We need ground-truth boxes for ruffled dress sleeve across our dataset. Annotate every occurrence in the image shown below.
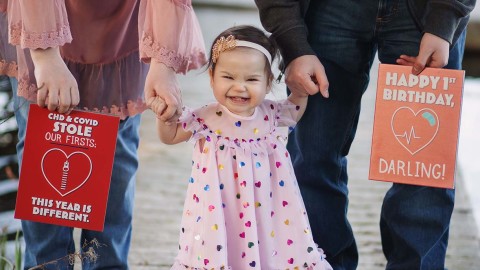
[178,105,208,143]
[273,99,301,131]
[138,0,207,74]
[7,0,72,49]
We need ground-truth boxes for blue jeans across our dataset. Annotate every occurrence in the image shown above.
[11,78,141,270]
[288,0,466,269]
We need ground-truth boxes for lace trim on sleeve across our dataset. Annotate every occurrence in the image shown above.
[141,33,206,74]
[0,60,18,77]
[9,22,72,49]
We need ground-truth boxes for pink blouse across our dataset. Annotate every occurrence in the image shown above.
[0,1,16,77]
[0,0,206,118]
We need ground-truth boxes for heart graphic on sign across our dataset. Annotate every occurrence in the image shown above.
[391,107,439,155]
[41,148,92,197]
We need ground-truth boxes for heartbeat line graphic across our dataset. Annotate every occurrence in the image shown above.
[395,126,421,145]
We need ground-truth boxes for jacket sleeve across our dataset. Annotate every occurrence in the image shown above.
[422,0,476,44]
[254,0,315,68]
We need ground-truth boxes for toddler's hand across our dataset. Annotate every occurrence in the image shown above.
[147,96,180,125]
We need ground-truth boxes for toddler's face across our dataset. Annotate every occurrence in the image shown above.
[210,47,270,117]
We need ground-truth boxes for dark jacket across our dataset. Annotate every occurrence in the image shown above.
[255,0,476,68]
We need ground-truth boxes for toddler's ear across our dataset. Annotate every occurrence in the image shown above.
[266,74,274,93]
[209,67,214,88]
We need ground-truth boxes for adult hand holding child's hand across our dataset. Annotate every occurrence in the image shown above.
[145,61,182,125]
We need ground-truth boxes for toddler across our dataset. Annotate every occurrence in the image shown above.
[151,25,333,270]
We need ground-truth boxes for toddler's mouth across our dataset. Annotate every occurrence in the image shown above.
[228,96,249,103]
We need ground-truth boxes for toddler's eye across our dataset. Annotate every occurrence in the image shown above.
[247,78,259,82]
[222,76,233,80]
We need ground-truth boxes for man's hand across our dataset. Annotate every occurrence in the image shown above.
[31,47,79,113]
[285,55,329,98]
[396,33,450,75]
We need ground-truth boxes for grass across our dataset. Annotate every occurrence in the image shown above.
[28,239,102,270]
[0,227,100,270]
[0,229,21,270]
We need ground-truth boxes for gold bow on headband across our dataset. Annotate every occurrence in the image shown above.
[212,35,237,63]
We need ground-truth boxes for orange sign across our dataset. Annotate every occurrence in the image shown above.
[369,64,464,188]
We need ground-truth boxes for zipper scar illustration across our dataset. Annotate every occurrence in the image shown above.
[61,161,70,190]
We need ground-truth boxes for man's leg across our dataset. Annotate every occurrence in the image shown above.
[11,77,76,270]
[377,1,466,268]
[290,1,379,269]
[81,115,141,270]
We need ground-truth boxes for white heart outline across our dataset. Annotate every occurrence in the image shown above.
[390,107,440,156]
[41,148,93,197]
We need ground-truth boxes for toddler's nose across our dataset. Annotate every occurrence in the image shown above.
[231,81,247,92]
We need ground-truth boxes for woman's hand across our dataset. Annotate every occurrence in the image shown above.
[30,47,79,113]
[144,61,182,125]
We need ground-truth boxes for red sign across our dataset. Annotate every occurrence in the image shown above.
[15,105,119,231]
[369,64,464,189]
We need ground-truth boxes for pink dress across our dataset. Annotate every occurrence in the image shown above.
[172,100,333,270]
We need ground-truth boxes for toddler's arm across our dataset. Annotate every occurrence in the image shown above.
[287,92,308,121]
[151,96,192,144]
[156,118,192,145]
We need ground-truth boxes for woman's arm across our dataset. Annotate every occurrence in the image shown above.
[9,0,77,113]
[139,0,206,124]
[30,47,79,113]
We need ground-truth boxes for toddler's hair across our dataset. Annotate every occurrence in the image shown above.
[207,25,278,84]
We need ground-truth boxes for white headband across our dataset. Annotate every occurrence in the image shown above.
[212,35,272,64]
[236,40,272,64]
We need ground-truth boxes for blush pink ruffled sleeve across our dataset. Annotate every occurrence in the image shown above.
[7,0,72,49]
[139,0,206,74]
[3,0,207,119]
